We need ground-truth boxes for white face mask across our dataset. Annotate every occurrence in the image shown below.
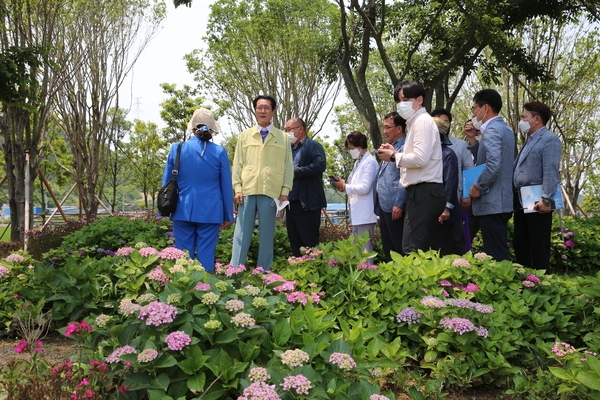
[518,120,531,135]
[396,101,416,120]
[471,106,486,130]
[349,148,360,159]
[287,132,297,144]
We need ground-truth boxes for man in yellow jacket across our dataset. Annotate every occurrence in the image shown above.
[230,95,294,270]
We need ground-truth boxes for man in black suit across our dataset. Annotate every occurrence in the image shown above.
[284,118,327,256]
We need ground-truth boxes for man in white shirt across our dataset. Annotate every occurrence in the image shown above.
[378,80,446,254]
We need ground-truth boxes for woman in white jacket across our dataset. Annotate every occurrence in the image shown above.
[333,131,378,260]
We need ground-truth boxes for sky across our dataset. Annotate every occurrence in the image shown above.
[119,1,211,127]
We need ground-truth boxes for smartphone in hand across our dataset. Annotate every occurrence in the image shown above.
[329,175,339,183]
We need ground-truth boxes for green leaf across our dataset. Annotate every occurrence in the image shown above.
[215,329,239,344]
[154,354,178,369]
[549,366,574,381]
[187,373,206,393]
[273,319,291,346]
[576,371,600,391]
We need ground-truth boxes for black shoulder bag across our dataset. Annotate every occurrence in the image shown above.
[158,142,183,216]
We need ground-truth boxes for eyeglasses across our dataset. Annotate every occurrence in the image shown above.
[383,125,397,130]
[286,125,301,132]
[256,106,272,111]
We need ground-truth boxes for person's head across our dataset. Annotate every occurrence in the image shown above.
[393,80,425,120]
[253,95,276,127]
[284,118,307,145]
[345,131,368,159]
[383,111,406,143]
[188,108,220,141]
[520,101,552,135]
[431,108,452,126]
[471,89,502,126]
[433,117,452,145]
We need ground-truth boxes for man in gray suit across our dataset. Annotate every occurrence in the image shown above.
[513,101,561,270]
[374,111,407,261]
[468,89,515,261]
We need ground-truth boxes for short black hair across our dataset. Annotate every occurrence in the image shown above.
[523,101,552,125]
[431,108,452,124]
[393,80,425,103]
[473,89,502,113]
[252,95,277,110]
[345,131,368,149]
[384,111,407,131]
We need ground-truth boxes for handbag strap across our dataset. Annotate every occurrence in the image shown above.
[171,141,183,181]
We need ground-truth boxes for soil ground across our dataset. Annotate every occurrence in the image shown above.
[0,333,506,399]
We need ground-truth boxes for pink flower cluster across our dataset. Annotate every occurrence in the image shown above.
[196,283,211,291]
[225,299,245,312]
[445,298,494,314]
[287,248,323,264]
[0,265,10,278]
[158,247,187,260]
[281,374,312,395]
[231,312,256,328]
[215,262,246,276]
[525,274,540,284]
[5,253,24,263]
[137,348,158,363]
[65,321,93,337]
[281,349,310,367]
[14,339,42,354]
[357,262,378,270]
[437,280,479,294]
[451,258,471,267]
[147,267,171,286]
[420,296,446,308]
[370,395,389,400]
[119,298,142,314]
[473,252,490,261]
[328,258,340,267]
[552,342,576,357]
[165,331,191,351]
[115,247,135,256]
[329,352,356,370]
[262,272,296,292]
[138,301,178,326]
[106,345,137,363]
[238,382,280,400]
[439,317,488,337]
[139,247,159,257]
[285,291,321,305]
[248,367,270,382]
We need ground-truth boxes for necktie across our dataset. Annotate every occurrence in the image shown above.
[260,128,268,142]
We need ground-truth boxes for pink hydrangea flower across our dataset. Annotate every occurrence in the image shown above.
[195,283,211,291]
[329,352,357,370]
[65,321,93,337]
[165,331,191,351]
[0,266,10,278]
[138,301,178,326]
[158,247,187,260]
[5,253,24,263]
[139,247,159,257]
[238,382,280,400]
[281,349,310,367]
[281,374,312,395]
[115,247,135,256]
[451,258,471,267]
[106,345,137,363]
[147,267,171,286]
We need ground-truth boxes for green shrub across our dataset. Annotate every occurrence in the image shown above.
[550,215,600,274]
[25,219,90,260]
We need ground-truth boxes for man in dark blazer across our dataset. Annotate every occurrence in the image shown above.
[513,101,561,270]
[468,89,515,261]
[284,118,327,257]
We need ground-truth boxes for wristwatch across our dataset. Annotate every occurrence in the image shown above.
[389,153,396,163]
[542,198,552,207]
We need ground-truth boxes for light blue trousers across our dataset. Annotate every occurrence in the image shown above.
[230,195,277,270]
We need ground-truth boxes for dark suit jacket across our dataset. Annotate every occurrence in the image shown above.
[291,138,327,211]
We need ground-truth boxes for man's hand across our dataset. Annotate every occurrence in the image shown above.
[333,178,345,192]
[460,198,471,210]
[377,143,395,162]
[391,206,403,220]
[234,192,244,205]
[278,195,288,205]
[534,200,552,214]
[469,185,481,199]
[438,208,450,224]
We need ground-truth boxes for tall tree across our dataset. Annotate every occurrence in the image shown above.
[104,108,134,213]
[159,83,206,142]
[0,0,64,241]
[127,120,168,210]
[334,0,599,150]
[184,0,341,133]
[52,0,165,219]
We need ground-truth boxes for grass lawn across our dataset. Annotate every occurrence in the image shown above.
[0,225,9,242]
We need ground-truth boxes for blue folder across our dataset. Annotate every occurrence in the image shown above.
[462,163,487,199]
